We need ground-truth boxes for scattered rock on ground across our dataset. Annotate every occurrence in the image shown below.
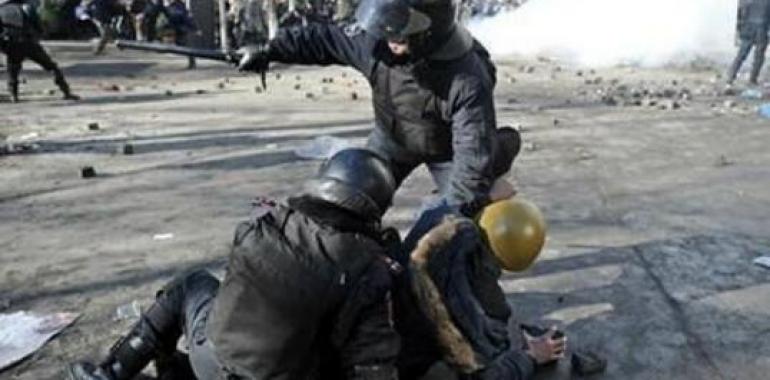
[715,155,735,167]
[81,166,97,178]
[101,84,120,92]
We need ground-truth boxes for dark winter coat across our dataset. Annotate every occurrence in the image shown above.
[737,0,770,40]
[390,202,535,380]
[207,196,400,380]
[267,22,500,216]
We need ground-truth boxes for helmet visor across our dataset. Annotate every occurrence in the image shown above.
[355,0,432,41]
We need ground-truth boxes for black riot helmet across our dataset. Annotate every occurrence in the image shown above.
[355,0,432,42]
[306,148,396,221]
[356,0,471,59]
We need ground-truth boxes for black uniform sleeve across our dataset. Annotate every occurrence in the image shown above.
[268,23,376,74]
[333,260,400,380]
[446,75,497,217]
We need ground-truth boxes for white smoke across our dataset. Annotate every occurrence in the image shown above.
[467,0,739,67]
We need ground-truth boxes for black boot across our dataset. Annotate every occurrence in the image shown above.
[67,270,215,380]
[68,320,164,380]
[54,70,80,101]
[9,81,19,103]
[67,300,182,380]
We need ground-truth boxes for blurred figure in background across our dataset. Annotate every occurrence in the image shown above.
[159,0,197,68]
[81,0,128,54]
[727,0,770,85]
[0,0,79,101]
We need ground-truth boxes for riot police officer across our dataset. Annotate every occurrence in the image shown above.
[238,0,518,217]
[0,0,79,102]
[727,0,770,85]
[67,148,401,380]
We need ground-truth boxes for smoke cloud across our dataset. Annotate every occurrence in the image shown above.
[467,0,739,67]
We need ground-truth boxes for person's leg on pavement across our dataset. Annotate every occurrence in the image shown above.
[6,47,23,102]
[179,271,220,378]
[175,32,196,69]
[749,34,768,85]
[24,42,79,100]
[92,19,109,54]
[68,269,220,380]
[728,39,754,84]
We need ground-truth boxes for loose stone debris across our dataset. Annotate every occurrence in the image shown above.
[81,166,97,178]
[122,143,135,155]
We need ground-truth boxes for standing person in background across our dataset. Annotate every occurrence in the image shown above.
[161,0,197,68]
[231,0,269,47]
[727,0,770,85]
[138,0,163,41]
[83,0,125,54]
[0,0,79,101]
[128,0,147,40]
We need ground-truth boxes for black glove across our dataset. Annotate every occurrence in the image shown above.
[236,44,270,73]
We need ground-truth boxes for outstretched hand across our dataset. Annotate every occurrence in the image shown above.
[523,326,567,365]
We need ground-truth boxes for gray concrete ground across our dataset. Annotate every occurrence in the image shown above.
[1,42,769,379]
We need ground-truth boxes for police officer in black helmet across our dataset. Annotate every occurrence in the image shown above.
[0,0,79,102]
[67,148,402,380]
[239,0,521,217]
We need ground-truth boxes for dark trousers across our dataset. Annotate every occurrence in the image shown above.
[151,269,222,379]
[3,40,69,96]
[367,127,452,192]
[140,0,163,41]
[366,126,521,198]
[92,19,116,54]
[174,32,196,69]
[728,33,769,84]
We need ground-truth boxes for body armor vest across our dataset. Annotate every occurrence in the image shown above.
[371,62,453,161]
[208,204,384,378]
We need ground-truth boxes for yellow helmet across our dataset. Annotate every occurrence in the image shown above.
[476,197,547,272]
